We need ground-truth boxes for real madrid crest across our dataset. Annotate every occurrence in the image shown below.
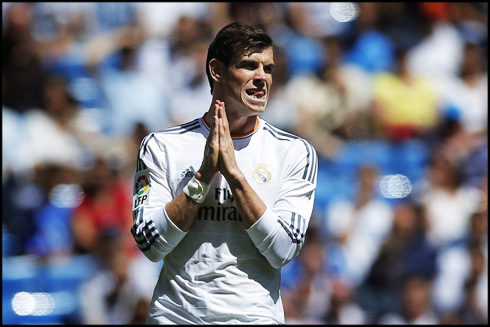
[253,163,271,184]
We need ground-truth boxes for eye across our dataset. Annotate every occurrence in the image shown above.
[264,65,274,74]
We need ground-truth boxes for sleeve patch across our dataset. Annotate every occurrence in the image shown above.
[133,169,150,210]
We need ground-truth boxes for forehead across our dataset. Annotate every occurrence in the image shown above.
[233,47,275,64]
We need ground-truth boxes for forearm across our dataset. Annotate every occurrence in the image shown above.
[164,192,200,232]
[226,171,266,229]
[246,207,304,269]
[165,171,211,231]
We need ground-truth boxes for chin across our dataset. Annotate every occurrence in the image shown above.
[242,97,268,114]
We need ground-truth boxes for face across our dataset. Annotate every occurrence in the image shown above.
[223,47,274,115]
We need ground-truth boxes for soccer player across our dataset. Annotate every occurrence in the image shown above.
[131,22,318,324]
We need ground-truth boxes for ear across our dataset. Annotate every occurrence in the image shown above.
[209,58,223,83]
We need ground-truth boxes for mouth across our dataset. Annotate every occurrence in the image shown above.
[245,88,267,103]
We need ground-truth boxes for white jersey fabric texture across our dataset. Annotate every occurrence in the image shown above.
[131,116,318,324]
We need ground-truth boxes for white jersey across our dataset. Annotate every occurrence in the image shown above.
[131,116,317,324]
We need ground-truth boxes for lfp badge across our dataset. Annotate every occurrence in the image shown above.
[133,170,150,209]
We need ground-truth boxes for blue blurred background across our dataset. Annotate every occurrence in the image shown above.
[2,2,487,324]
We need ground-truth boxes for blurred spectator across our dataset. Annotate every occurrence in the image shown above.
[430,109,488,191]
[436,241,488,324]
[322,278,368,324]
[458,242,487,324]
[281,228,330,324]
[469,208,488,247]
[377,3,433,51]
[287,37,373,157]
[324,165,394,286]
[461,140,488,189]
[24,164,83,259]
[378,276,440,324]
[70,157,134,258]
[431,209,487,319]
[449,2,488,54]
[371,46,441,141]
[2,105,27,177]
[279,3,326,77]
[32,3,107,116]
[91,2,138,34]
[166,17,213,125]
[133,3,213,99]
[439,42,487,137]
[324,278,369,325]
[31,2,139,41]
[166,15,211,84]
[406,3,466,84]
[359,200,438,320]
[20,75,106,172]
[429,39,488,190]
[2,171,38,256]
[109,121,151,185]
[78,228,159,324]
[29,3,92,43]
[343,2,396,74]
[420,151,483,249]
[96,26,171,136]
[2,2,44,112]
[285,3,352,39]
[135,2,210,39]
[3,73,105,257]
[3,71,33,254]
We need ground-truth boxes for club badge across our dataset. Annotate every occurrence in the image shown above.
[253,163,271,184]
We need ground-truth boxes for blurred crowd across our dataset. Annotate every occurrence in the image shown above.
[2,2,488,325]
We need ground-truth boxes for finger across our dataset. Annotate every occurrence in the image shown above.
[214,100,220,118]
[217,101,225,118]
[211,115,220,147]
[220,101,226,118]
[219,117,232,154]
[214,115,220,135]
[219,117,225,140]
[206,113,217,144]
[218,102,230,133]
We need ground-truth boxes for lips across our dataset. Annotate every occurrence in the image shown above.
[246,89,266,101]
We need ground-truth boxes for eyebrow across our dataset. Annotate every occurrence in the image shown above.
[239,59,275,70]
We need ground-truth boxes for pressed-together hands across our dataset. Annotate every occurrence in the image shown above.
[168,99,265,231]
[198,100,242,185]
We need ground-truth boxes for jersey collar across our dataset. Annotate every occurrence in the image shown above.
[201,115,260,139]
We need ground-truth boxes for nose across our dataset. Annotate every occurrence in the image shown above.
[254,66,267,84]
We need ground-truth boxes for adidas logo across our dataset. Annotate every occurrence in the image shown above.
[180,166,196,179]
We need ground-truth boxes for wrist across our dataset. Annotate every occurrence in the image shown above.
[194,171,214,184]
[225,171,246,189]
[183,176,210,204]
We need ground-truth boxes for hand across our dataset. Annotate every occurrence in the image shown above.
[217,101,243,185]
[197,101,221,183]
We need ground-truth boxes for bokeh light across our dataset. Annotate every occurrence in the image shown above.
[330,2,359,23]
[12,292,55,316]
[379,174,412,199]
[49,184,84,208]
